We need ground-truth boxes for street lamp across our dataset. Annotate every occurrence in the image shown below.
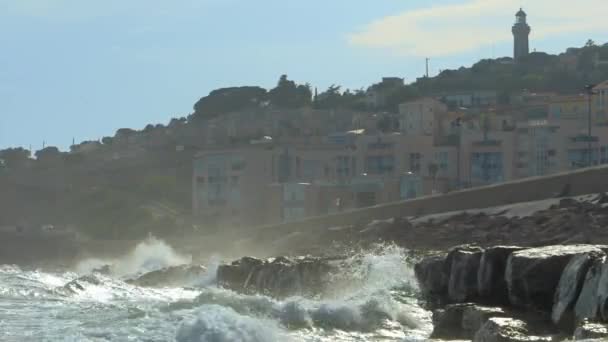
[585,84,598,167]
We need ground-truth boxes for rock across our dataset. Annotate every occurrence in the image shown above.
[574,320,608,340]
[462,305,510,338]
[216,256,338,298]
[127,265,207,288]
[447,245,484,303]
[506,245,604,310]
[574,257,608,322]
[552,251,604,330]
[478,246,524,304]
[414,254,448,302]
[574,259,604,322]
[431,303,508,339]
[473,317,552,342]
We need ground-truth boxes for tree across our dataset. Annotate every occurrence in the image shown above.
[0,148,30,168]
[35,146,64,165]
[101,137,113,145]
[314,85,344,109]
[268,75,312,108]
[192,86,267,120]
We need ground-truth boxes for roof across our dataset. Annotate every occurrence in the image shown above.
[594,80,608,90]
[516,8,526,16]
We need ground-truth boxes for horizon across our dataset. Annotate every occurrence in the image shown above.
[1,0,608,151]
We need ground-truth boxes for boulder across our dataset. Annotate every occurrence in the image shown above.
[431,303,508,339]
[552,251,604,330]
[574,257,608,322]
[127,265,207,288]
[574,320,608,340]
[473,317,552,342]
[216,256,338,298]
[478,246,524,304]
[414,254,448,302]
[506,245,604,310]
[447,245,484,303]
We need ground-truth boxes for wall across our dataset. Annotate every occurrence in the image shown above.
[249,164,608,242]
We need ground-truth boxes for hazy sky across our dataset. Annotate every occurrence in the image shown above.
[1,0,607,150]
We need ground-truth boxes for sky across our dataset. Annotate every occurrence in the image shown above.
[1,0,607,151]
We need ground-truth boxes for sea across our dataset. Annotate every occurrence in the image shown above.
[0,238,433,342]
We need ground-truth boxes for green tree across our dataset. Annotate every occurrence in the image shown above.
[268,75,312,108]
[192,86,267,120]
[0,148,31,168]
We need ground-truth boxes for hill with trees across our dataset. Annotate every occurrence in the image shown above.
[1,40,607,239]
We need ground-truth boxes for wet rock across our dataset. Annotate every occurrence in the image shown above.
[431,303,508,339]
[574,260,604,321]
[478,246,524,304]
[447,245,484,303]
[574,257,608,322]
[552,252,604,330]
[431,303,472,339]
[462,305,510,338]
[92,265,112,275]
[473,317,552,342]
[127,265,207,288]
[506,245,604,310]
[216,256,339,298]
[574,320,608,340]
[414,254,448,303]
[559,198,579,209]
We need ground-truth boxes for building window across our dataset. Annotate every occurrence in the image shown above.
[434,152,449,172]
[409,153,422,173]
[471,152,504,184]
[365,155,395,175]
[336,156,351,177]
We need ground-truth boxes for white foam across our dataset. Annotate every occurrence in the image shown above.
[176,304,288,342]
[76,236,191,278]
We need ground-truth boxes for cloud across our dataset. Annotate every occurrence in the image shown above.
[348,0,608,57]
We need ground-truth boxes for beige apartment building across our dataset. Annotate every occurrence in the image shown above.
[193,82,608,226]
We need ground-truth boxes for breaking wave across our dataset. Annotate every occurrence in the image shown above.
[0,241,431,341]
[76,236,191,278]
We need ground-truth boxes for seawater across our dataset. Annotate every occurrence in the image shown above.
[0,239,432,342]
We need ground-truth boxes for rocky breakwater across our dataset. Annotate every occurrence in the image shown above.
[216,256,345,298]
[415,244,608,341]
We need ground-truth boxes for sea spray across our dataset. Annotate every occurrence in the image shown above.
[176,304,288,342]
[76,236,191,278]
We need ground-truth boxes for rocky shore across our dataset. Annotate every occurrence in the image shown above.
[415,244,608,341]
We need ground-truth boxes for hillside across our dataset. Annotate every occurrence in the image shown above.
[1,41,607,239]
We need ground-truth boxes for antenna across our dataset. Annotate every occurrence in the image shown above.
[425,58,430,78]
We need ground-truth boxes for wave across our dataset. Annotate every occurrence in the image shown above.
[176,304,289,342]
[76,236,191,278]
[0,243,432,341]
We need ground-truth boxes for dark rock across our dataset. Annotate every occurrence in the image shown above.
[552,251,604,330]
[506,245,604,311]
[478,246,525,304]
[414,254,448,302]
[216,256,338,298]
[574,320,608,340]
[447,245,484,303]
[559,198,579,209]
[574,259,604,322]
[431,303,509,340]
[473,317,552,342]
[127,265,207,288]
[462,305,510,338]
[595,193,608,205]
[574,257,608,322]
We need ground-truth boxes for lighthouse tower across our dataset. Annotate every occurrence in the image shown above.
[512,8,531,62]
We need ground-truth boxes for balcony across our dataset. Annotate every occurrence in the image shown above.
[473,139,502,147]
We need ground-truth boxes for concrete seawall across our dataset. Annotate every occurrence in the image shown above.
[251,165,608,240]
